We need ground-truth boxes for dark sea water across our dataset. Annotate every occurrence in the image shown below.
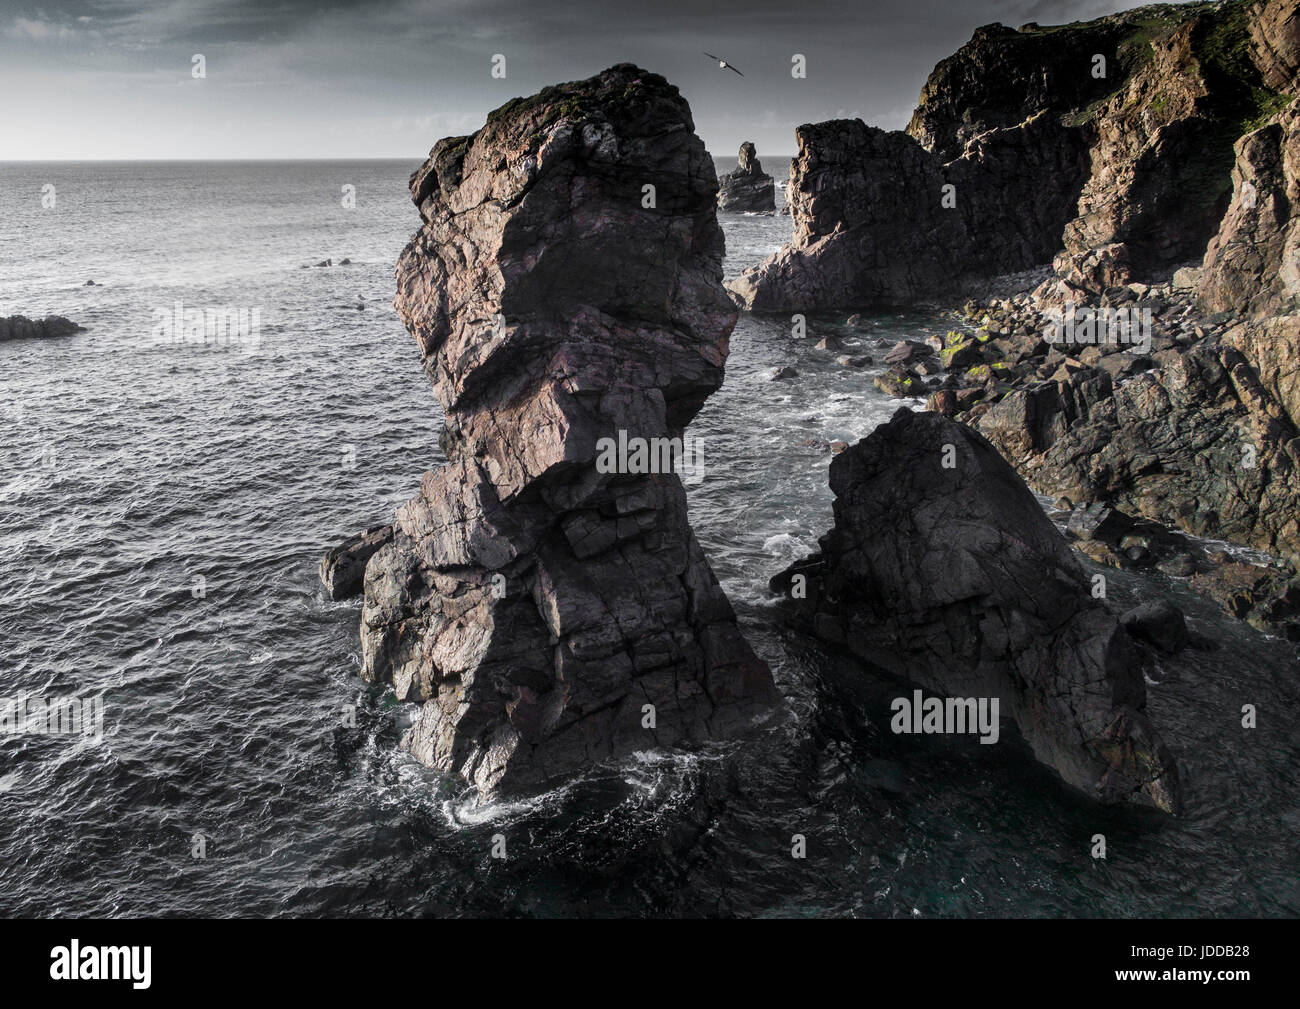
[1,159,1298,918]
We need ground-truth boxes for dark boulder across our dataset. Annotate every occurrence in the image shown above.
[771,408,1181,812]
[1120,599,1191,654]
[0,315,84,341]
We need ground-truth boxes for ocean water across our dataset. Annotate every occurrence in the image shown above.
[1,159,1297,918]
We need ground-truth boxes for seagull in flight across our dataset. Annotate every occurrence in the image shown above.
[704,52,744,76]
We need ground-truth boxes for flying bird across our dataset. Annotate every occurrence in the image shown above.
[703,52,744,77]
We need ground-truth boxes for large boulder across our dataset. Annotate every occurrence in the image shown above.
[716,141,775,212]
[360,65,778,797]
[320,525,393,602]
[772,408,1181,812]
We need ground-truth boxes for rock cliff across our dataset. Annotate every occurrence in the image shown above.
[729,0,1299,311]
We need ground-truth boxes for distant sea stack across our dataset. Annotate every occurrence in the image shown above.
[0,315,83,342]
[729,0,1299,311]
[360,64,778,797]
[773,409,1182,813]
[717,142,776,212]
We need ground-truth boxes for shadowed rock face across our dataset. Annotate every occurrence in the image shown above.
[727,112,1087,310]
[717,141,775,212]
[362,64,777,797]
[773,409,1181,813]
[320,525,392,602]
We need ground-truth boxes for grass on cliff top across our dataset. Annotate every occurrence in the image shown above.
[1192,1,1293,133]
[1059,0,1291,133]
[1026,1,1217,36]
[1056,4,1214,126]
[484,76,652,129]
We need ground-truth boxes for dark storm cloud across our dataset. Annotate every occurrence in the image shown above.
[0,0,1165,158]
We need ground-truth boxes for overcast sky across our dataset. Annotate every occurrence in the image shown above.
[0,0,1165,160]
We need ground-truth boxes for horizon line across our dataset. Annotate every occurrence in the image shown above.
[0,153,800,163]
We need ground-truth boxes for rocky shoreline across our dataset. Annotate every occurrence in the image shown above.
[925,269,1300,641]
[743,0,1300,641]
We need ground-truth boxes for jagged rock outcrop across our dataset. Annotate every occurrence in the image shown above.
[906,21,1132,161]
[358,65,777,797]
[716,142,775,212]
[320,525,393,601]
[938,270,1300,635]
[0,315,83,341]
[772,408,1181,812]
[727,111,1087,310]
[978,341,1300,562]
[730,1,1299,311]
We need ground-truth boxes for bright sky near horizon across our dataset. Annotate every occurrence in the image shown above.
[0,0,1166,160]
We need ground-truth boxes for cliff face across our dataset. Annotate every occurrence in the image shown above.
[729,0,1298,311]
[1199,102,1300,317]
[364,65,777,797]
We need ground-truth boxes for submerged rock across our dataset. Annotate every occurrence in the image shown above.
[1120,600,1191,655]
[0,315,84,341]
[716,141,775,212]
[771,408,1181,812]
[360,65,777,797]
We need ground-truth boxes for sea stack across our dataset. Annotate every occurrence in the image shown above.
[362,65,778,797]
[773,409,1182,813]
[717,141,776,212]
